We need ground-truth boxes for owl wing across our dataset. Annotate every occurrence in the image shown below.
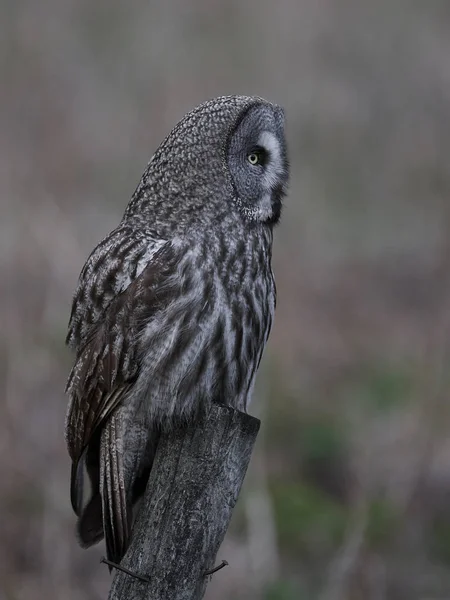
[65,227,179,561]
[66,227,178,562]
[65,225,173,464]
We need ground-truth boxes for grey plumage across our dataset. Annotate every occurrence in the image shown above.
[65,95,289,564]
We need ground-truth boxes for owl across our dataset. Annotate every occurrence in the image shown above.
[65,95,289,565]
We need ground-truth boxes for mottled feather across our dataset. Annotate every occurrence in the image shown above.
[64,95,289,564]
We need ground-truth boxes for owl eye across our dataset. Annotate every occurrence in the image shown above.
[247,147,268,166]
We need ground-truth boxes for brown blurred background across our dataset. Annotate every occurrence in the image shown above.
[2,1,450,598]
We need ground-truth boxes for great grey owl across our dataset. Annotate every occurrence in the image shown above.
[65,95,289,565]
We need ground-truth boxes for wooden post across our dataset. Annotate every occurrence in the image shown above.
[108,404,260,600]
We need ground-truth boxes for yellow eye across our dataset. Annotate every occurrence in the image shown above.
[247,146,268,166]
[247,152,260,165]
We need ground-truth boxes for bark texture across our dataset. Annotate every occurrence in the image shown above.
[108,404,260,600]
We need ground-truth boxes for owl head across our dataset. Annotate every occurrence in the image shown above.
[125,95,289,232]
[226,100,288,225]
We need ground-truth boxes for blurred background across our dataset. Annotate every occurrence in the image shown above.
[2,1,450,598]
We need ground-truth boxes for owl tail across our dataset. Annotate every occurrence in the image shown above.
[73,433,104,548]
[99,406,132,567]
[74,410,157,565]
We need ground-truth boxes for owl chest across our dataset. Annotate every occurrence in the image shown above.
[134,263,274,418]
[206,265,275,399]
[230,276,274,347]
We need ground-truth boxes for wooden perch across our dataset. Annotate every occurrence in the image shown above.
[108,404,260,600]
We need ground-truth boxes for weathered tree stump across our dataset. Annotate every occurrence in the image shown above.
[108,404,260,600]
